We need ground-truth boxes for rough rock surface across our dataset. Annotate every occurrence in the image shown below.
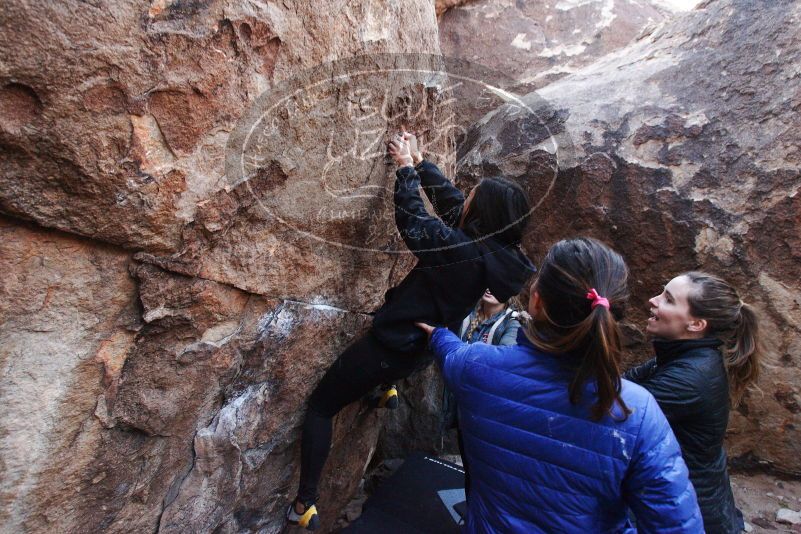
[0,216,139,531]
[0,217,385,533]
[452,0,801,473]
[0,0,444,310]
[0,0,448,532]
[438,0,673,126]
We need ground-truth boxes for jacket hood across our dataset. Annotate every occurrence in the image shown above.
[482,240,537,303]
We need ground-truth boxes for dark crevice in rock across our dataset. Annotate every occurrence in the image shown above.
[115,421,170,438]
[156,440,199,533]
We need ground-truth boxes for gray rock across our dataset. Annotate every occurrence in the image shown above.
[776,508,801,525]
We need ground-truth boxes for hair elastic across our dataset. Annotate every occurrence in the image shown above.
[586,288,610,310]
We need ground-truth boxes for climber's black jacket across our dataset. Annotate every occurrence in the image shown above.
[371,160,535,353]
[625,337,742,534]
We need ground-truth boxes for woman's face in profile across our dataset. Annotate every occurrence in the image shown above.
[647,275,704,340]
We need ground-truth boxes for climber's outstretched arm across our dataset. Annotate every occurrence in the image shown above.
[403,131,465,228]
[414,160,465,228]
[387,133,466,264]
[393,165,464,262]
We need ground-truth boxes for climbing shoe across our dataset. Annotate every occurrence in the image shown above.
[286,499,320,530]
[368,384,399,409]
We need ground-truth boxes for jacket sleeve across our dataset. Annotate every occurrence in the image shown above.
[394,165,469,263]
[415,159,465,228]
[497,318,522,346]
[624,358,657,383]
[623,395,704,533]
[630,361,705,421]
[429,327,472,393]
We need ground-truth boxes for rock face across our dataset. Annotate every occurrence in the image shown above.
[454,0,801,474]
[0,1,448,532]
[436,0,478,18]
[0,216,139,531]
[3,2,800,534]
[438,0,672,125]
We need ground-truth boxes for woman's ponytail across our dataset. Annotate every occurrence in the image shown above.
[727,302,762,406]
[525,238,631,421]
[684,272,763,406]
[569,305,631,420]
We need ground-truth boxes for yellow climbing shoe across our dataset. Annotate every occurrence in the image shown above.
[287,500,320,530]
[378,385,399,409]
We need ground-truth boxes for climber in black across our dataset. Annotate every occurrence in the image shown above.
[286,130,536,530]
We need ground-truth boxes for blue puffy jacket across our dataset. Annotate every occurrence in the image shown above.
[429,327,703,533]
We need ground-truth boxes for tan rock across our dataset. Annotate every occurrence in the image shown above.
[0,0,450,532]
[0,216,138,531]
[0,0,441,255]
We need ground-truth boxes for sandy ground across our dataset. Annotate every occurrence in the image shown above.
[731,472,801,533]
[336,458,801,532]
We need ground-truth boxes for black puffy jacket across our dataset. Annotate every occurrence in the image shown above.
[371,160,536,353]
[625,338,742,533]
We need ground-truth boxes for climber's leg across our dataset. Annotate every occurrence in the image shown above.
[297,405,333,505]
[293,331,420,524]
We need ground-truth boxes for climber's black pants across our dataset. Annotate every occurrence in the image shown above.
[297,331,432,503]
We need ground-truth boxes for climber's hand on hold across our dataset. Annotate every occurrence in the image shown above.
[387,133,413,168]
[402,128,422,165]
[414,322,436,340]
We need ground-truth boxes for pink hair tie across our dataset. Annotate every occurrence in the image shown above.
[586,288,610,310]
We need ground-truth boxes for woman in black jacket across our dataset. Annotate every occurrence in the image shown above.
[287,132,536,529]
[626,272,762,533]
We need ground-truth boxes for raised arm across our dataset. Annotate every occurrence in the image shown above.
[414,160,465,227]
[623,395,703,532]
[404,131,465,227]
[388,133,469,263]
[393,165,466,263]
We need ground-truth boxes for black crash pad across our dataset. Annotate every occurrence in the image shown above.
[342,453,466,533]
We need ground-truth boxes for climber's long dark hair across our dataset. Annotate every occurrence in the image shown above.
[524,238,631,421]
[682,271,762,406]
[460,177,530,246]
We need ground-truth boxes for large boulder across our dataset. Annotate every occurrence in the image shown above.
[0,0,452,532]
[455,0,801,474]
[0,0,445,311]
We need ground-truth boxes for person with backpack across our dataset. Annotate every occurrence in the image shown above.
[626,272,762,533]
[416,237,702,533]
[458,289,523,346]
[444,289,523,512]
[286,131,536,530]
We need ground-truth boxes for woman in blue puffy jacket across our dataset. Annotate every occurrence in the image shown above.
[417,237,703,533]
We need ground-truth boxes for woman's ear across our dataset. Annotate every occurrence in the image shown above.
[686,317,708,334]
[528,290,543,319]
